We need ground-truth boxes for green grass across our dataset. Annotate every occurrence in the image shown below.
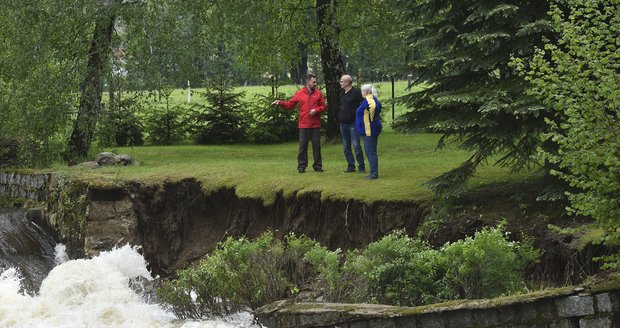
[149,80,420,127]
[63,131,535,205]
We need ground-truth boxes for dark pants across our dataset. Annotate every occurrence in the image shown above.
[340,123,365,171]
[298,128,322,170]
[362,135,379,178]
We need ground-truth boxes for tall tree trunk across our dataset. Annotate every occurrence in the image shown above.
[66,8,116,164]
[290,43,308,85]
[316,0,345,141]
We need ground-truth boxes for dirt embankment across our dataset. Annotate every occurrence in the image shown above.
[103,179,426,276]
[44,176,611,284]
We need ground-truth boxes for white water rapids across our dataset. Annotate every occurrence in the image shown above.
[0,244,260,328]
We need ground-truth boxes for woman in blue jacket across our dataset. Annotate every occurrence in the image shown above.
[355,84,382,179]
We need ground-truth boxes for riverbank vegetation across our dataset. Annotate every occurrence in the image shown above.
[158,227,540,318]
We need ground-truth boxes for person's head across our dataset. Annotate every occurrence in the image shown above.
[361,84,377,98]
[306,74,318,91]
[339,75,353,90]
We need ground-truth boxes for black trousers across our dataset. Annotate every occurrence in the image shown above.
[298,128,322,170]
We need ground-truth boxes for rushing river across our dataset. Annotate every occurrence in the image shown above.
[0,208,260,328]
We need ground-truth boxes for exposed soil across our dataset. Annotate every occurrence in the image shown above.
[123,179,426,276]
[82,178,611,286]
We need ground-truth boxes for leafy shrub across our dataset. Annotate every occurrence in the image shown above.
[342,231,449,306]
[158,232,294,319]
[303,244,343,300]
[440,226,540,299]
[159,228,540,317]
[248,93,298,143]
[284,233,322,288]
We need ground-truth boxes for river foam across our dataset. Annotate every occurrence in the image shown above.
[0,244,258,328]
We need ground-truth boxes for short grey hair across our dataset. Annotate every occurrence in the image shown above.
[361,84,377,97]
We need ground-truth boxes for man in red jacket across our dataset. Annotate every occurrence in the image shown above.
[272,74,326,173]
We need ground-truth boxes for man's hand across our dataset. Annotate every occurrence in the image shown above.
[271,100,280,106]
[309,109,317,116]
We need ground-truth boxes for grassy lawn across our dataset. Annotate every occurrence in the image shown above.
[63,131,536,205]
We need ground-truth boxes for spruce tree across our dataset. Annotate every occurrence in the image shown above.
[189,74,249,145]
[395,0,555,196]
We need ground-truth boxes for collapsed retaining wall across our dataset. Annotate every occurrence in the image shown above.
[254,286,620,328]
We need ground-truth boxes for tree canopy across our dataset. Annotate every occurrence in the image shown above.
[394,0,555,197]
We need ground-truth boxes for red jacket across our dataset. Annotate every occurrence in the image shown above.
[278,87,326,128]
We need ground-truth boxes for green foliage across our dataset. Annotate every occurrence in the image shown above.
[520,0,620,268]
[158,232,293,318]
[159,228,540,316]
[0,1,93,166]
[440,226,540,299]
[394,0,555,197]
[187,76,249,144]
[97,97,145,148]
[0,136,20,168]
[143,87,187,145]
[341,231,449,306]
[284,233,322,288]
[248,93,298,144]
[303,244,344,300]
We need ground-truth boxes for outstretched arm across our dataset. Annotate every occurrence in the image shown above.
[272,93,300,110]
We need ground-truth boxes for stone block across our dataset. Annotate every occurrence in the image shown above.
[579,316,612,328]
[538,299,557,322]
[447,310,473,328]
[472,309,498,327]
[87,201,120,221]
[418,314,445,328]
[277,313,297,328]
[595,293,613,313]
[496,305,516,324]
[32,174,47,189]
[298,312,342,327]
[556,295,595,318]
[255,314,276,328]
[394,316,417,328]
[366,318,396,328]
[549,319,579,328]
[348,320,368,328]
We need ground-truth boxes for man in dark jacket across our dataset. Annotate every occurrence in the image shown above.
[339,75,365,173]
[272,74,326,173]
